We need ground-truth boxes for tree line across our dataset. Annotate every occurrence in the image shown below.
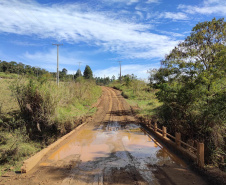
[0,61,48,76]
[50,65,93,81]
[0,60,95,82]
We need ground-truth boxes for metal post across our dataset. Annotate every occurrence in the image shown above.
[118,61,122,84]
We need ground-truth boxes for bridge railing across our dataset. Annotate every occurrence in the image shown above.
[143,121,204,168]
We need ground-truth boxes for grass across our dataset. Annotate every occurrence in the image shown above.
[0,78,41,175]
[54,79,102,124]
[0,130,42,176]
[0,75,102,176]
[0,72,18,79]
[0,78,19,113]
[109,80,162,118]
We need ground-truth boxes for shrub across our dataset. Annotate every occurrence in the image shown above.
[12,79,58,142]
[11,77,101,143]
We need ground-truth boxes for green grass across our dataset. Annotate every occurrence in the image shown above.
[126,98,162,116]
[0,72,18,79]
[0,78,19,113]
[0,76,102,176]
[0,130,42,176]
[0,78,41,175]
[55,79,102,123]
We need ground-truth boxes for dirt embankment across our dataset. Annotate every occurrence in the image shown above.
[0,87,210,185]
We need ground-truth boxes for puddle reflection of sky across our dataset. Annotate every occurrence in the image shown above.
[49,122,179,166]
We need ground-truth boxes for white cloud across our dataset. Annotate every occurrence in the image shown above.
[178,0,226,16]
[10,40,43,47]
[159,12,189,20]
[0,0,180,60]
[101,0,139,5]
[21,48,88,72]
[94,63,160,79]
[158,31,185,37]
[146,0,159,4]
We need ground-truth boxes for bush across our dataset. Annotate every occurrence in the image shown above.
[12,79,58,142]
[11,77,101,143]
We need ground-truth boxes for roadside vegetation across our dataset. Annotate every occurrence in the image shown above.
[104,18,225,171]
[0,65,101,175]
[108,75,161,118]
[150,18,226,170]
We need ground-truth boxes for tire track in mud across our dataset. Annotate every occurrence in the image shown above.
[102,88,151,185]
[61,87,115,185]
[61,87,127,185]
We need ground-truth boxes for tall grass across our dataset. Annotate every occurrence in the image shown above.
[11,77,102,143]
[0,77,101,175]
[0,72,18,79]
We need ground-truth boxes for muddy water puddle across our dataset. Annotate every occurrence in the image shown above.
[47,122,186,183]
[49,122,185,166]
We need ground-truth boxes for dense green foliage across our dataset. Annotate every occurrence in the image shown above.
[74,69,82,79]
[83,65,93,79]
[0,61,48,77]
[96,76,113,86]
[150,18,226,167]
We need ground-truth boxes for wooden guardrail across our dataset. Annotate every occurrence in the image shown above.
[144,121,204,168]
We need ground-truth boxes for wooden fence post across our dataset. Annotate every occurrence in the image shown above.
[175,132,181,147]
[197,142,204,168]
[162,126,167,138]
[154,122,157,132]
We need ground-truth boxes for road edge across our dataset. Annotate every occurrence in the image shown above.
[21,121,87,173]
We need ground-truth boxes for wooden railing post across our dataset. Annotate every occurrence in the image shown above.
[154,122,157,132]
[162,126,167,138]
[197,142,204,168]
[175,132,181,147]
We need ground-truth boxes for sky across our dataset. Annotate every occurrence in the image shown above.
[0,0,225,80]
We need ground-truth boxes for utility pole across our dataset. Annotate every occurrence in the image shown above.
[118,61,122,84]
[78,62,82,76]
[52,44,63,86]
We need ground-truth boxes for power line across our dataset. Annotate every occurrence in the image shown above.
[52,44,63,86]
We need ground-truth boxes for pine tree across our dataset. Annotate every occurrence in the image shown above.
[83,65,93,79]
[74,69,82,79]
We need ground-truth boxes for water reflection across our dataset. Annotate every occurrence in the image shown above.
[48,121,185,168]
[105,121,121,131]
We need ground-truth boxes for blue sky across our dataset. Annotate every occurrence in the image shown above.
[0,0,225,80]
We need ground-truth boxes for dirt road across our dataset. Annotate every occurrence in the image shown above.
[0,87,208,185]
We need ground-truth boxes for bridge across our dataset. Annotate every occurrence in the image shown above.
[3,87,208,185]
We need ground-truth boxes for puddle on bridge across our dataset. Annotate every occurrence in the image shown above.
[48,122,186,168]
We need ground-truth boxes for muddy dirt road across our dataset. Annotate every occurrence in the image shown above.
[0,87,208,185]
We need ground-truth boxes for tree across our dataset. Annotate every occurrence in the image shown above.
[59,68,67,80]
[74,69,82,79]
[0,61,9,72]
[153,18,226,164]
[111,75,116,81]
[83,65,93,79]
[62,68,68,75]
[18,62,25,75]
[25,65,33,75]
